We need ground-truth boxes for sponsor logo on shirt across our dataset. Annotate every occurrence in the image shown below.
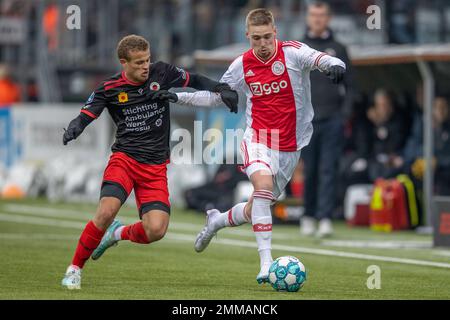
[249,80,288,96]
[118,92,128,103]
[245,69,255,77]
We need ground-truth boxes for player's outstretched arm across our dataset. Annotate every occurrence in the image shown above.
[152,90,179,103]
[317,54,346,84]
[175,90,238,113]
[324,65,346,84]
[175,91,222,107]
[174,87,238,113]
[296,44,346,84]
[315,51,346,83]
[62,113,94,145]
[63,83,107,145]
[187,74,239,113]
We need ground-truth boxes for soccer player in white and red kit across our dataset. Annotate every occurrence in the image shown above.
[175,8,346,284]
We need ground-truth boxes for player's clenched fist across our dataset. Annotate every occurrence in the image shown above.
[214,83,239,113]
[152,90,179,103]
[325,65,345,84]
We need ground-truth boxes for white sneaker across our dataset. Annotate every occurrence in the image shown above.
[256,262,272,284]
[300,216,316,236]
[317,218,333,238]
[194,209,220,252]
[61,265,81,290]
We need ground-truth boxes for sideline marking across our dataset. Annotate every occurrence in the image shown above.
[1,212,449,269]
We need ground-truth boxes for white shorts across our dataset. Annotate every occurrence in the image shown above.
[240,128,301,200]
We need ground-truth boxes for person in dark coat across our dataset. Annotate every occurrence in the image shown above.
[300,1,354,237]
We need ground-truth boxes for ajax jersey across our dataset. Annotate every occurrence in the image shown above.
[220,40,345,152]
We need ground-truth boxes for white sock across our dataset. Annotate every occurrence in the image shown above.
[213,202,249,230]
[114,226,124,241]
[251,190,274,269]
[259,250,273,271]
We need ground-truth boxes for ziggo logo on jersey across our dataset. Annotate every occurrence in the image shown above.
[250,80,288,96]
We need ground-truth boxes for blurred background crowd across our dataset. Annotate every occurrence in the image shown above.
[1,0,450,233]
[1,0,450,103]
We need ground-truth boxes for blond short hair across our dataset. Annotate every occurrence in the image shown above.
[117,35,149,61]
[246,8,275,30]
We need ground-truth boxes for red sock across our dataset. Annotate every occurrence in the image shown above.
[121,222,150,244]
[71,220,105,268]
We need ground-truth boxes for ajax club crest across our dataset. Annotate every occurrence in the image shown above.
[271,61,285,76]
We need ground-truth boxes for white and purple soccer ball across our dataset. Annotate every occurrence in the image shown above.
[268,256,306,292]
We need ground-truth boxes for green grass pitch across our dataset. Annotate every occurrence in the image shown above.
[0,198,449,300]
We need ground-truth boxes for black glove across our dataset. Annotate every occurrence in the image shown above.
[63,113,92,145]
[152,90,178,103]
[325,65,345,84]
[214,83,239,113]
[63,121,83,145]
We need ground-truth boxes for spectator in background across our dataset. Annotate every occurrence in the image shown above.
[0,64,20,107]
[402,84,424,171]
[43,1,59,52]
[184,158,248,213]
[366,89,408,181]
[337,95,372,203]
[432,97,450,195]
[300,1,354,237]
[410,97,450,196]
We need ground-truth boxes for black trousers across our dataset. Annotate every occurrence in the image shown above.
[302,116,344,220]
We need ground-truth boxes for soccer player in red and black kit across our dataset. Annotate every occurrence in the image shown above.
[61,35,238,289]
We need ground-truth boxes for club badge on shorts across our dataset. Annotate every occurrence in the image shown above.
[150,82,160,91]
[271,61,285,76]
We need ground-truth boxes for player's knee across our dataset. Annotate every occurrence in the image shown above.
[250,169,274,191]
[252,178,273,192]
[150,227,167,242]
[255,185,273,194]
[95,210,116,229]
[142,220,167,242]
[95,198,120,228]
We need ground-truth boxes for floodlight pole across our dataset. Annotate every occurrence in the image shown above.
[417,59,434,232]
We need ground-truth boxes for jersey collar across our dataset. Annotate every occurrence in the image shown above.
[121,71,145,86]
[252,39,279,65]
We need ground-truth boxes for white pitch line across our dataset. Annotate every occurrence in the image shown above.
[0,213,85,229]
[1,211,450,270]
[2,204,85,216]
[0,204,295,240]
[166,234,450,269]
[1,204,137,224]
[321,240,432,249]
[433,250,450,257]
[0,233,78,240]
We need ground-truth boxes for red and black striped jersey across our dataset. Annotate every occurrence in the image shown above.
[81,61,190,164]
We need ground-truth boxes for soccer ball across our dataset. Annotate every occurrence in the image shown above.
[268,256,306,292]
